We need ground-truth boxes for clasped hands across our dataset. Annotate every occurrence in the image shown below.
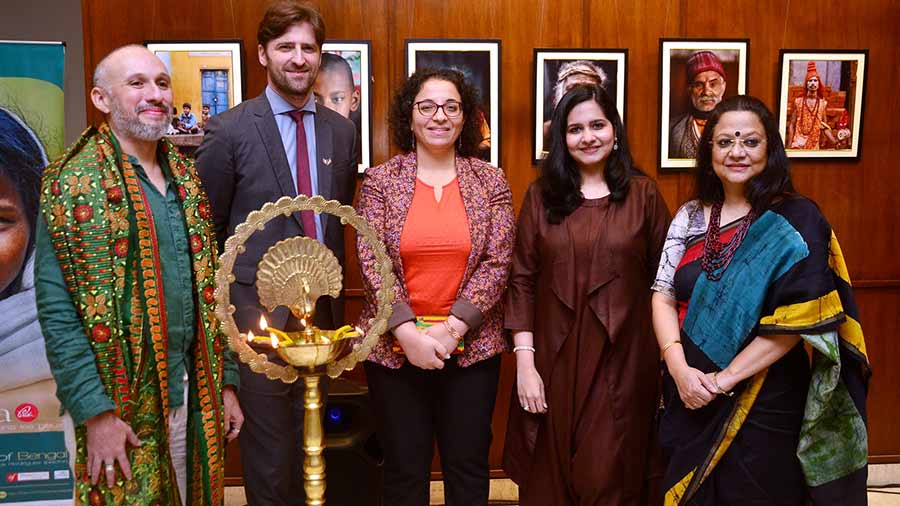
[670,364,737,410]
[394,318,467,370]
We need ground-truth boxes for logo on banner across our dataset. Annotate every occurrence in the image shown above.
[15,404,38,423]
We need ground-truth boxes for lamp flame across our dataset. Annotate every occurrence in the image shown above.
[260,315,268,330]
[270,334,278,348]
[247,330,254,343]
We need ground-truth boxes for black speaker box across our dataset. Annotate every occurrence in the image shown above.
[299,378,383,506]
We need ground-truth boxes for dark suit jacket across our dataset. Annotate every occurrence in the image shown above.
[196,92,358,331]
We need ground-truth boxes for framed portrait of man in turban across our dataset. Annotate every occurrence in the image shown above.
[777,49,868,160]
[658,38,748,172]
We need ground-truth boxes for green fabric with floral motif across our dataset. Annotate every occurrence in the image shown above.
[40,124,227,505]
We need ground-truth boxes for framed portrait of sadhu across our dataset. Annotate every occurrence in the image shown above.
[320,40,372,172]
[532,48,628,164]
[659,38,749,172]
[777,50,867,160]
[406,39,501,168]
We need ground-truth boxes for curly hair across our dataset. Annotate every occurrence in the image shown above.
[694,95,794,213]
[388,68,484,157]
[539,84,638,224]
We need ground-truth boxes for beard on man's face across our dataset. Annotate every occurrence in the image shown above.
[108,98,172,142]
[268,58,318,99]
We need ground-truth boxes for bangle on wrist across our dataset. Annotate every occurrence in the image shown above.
[442,320,463,342]
[513,345,535,353]
[661,339,682,355]
[712,371,734,397]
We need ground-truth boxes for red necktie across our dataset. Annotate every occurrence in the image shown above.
[287,110,317,240]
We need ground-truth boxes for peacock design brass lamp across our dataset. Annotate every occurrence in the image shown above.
[213,195,394,506]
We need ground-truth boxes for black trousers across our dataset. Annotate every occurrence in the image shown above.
[364,355,502,506]
[238,305,332,506]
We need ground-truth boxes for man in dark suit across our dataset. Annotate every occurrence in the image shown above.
[195,1,357,504]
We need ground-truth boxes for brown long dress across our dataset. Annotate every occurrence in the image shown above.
[503,177,671,505]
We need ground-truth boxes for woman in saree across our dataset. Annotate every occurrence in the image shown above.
[651,95,870,505]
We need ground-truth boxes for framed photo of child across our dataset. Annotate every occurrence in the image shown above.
[319,40,372,173]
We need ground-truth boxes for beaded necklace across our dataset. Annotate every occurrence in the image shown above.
[701,201,755,281]
[798,97,820,136]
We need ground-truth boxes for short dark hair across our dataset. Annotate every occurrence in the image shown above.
[0,108,46,297]
[320,53,354,88]
[539,84,638,224]
[202,103,210,109]
[694,95,794,213]
[182,102,191,109]
[388,68,484,158]
[258,0,325,49]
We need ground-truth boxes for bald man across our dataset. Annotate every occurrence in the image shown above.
[35,44,242,506]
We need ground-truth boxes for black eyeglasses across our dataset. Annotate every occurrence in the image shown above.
[413,100,463,118]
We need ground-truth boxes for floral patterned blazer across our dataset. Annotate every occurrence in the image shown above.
[356,152,515,368]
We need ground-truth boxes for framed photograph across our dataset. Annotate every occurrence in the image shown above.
[145,40,244,152]
[319,40,372,173]
[777,50,867,160]
[406,39,501,168]
[659,38,749,171]
[145,40,244,118]
[532,48,627,163]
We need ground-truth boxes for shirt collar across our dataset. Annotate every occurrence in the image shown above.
[106,128,173,181]
[266,85,317,116]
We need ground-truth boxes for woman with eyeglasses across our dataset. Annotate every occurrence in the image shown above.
[652,95,869,505]
[356,68,514,506]
[502,84,670,505]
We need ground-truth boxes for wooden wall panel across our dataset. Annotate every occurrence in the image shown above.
[80,0,900,479]
[857,286,900,461]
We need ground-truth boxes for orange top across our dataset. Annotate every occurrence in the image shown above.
[400,177,472,316]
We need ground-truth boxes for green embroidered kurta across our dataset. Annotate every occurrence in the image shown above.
[36,134,238,425]
[37,124,232,506]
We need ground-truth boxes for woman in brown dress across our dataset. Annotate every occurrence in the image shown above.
[503,84,670,505]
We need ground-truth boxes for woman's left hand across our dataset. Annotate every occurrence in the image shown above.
[424,325,457,359]
[706,370,737,396]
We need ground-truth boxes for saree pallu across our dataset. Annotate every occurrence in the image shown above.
[660,197,869,506]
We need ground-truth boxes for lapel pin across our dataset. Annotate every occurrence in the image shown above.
[322,158,332,166]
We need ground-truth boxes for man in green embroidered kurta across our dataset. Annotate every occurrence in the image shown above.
[34,45,243,506]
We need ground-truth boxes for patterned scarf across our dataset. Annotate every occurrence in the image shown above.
[40,124,226,506]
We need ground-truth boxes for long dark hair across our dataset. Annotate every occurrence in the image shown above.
[539,84,636,224]
[694,95,794,213]
[0,107,47,298]
[388,67,484,158]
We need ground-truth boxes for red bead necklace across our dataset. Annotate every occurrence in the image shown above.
[701,201,755,281]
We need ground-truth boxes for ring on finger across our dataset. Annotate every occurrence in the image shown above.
[105,463,114,472]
